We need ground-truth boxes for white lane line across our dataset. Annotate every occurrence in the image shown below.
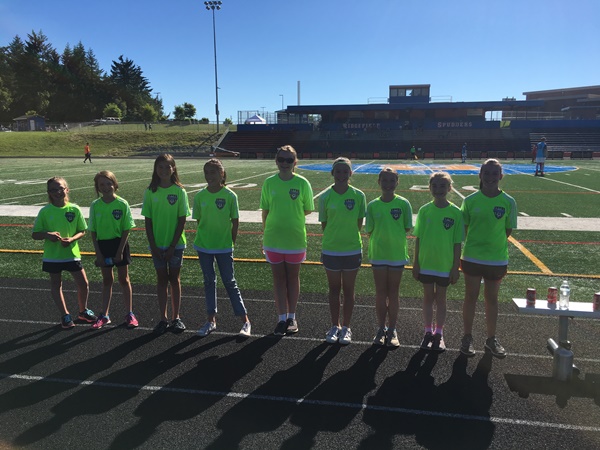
[561,213,573,218]
[2,372,599,432]
[519,212,530,217]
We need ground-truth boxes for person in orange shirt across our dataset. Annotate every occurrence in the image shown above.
[83,142,92,163]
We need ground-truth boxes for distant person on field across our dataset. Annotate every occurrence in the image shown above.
[194,158,251,338]
[319,157,366,345]
[412,172,463,353]
[410,145,417,160]
[365,167,412,347]
[461,143,467,163]
[531,143,537,163]
[89,171,138,330]
[83,142,92,163]
[32,177,97,329]
[534,137,548,177]
[260,145,314,337]
[460,159,517,359]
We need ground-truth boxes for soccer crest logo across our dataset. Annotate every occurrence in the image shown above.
[289,189,299,200]
[167,194,178,205]
[112,209,122,220]
[344,199,355,210]
[215,198,226,210]
[390,208,401,220]
[64,212,75,223]
[443,217,454,230]
[493,206,506,219]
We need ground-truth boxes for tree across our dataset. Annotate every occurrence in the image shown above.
[183,102,196,119]
[140,104,158,123]
[109,55,152,120]
[173,105,185,121]
[223,117,233,126]
[103,103,122,118]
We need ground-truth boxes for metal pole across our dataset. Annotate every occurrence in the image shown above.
[205,1,222,133]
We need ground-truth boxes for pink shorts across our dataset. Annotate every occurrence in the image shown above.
[264,250,306,264]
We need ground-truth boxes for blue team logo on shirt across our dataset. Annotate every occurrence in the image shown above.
[65,212,75,223]
[112,209,122,220]
[443,217,454,230]
[215,198,226,210]
[289,189,299,200]
[167,194,178,205]
[344,199,355,210]
[493,206,506,219]
[390,208,401,220]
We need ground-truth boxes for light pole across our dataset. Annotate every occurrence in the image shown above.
[205,1,222,132]
[279,94,284,110]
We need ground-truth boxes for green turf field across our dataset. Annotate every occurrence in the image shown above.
[1,157,599,302]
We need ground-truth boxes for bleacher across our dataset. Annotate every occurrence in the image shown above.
[529,130,600,159]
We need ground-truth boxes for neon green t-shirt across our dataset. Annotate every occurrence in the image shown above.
[413,201,464,276]
[461,190,517,265]
[32,203,87,262]
[318,185,366,255]
[88,196,135,241]
[141,184,191,249]
[260,173,314,252]
[192,186,239,253]
[365,195,413,265]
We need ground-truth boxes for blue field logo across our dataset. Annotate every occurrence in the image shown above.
[299,163,577,176]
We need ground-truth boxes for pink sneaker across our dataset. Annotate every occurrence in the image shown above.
[126,312,139,328]
[92,315,111,329]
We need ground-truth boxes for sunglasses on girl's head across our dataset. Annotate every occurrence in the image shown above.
[277,157,295,164]
[48,187,66,194]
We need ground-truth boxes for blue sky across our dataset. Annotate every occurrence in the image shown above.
[1,0,599,122]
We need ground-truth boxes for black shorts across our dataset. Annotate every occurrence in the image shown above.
[42,260,83,274]
[418,273,451,287]
[460,260,507,281]
[321,253,362,271]
[98,238,132,267]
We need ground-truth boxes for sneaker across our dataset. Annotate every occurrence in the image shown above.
[460,334,476,357]
[286,318,298,334]
[485,336,507,359]
[78,309,97,323]
[171,318,186,333]
[420,332,433,350]
[274,320,287,336]
[125,312,139,328]
[339,326,352,345]
[92,315,111,329]
[239,321,251,337]
[431,333,446,353]
[197,321,217,337]
[153,320,169,335]
[373,327,387,346]
[325,326,340,344]
[386,328,400,347]
[61,313,75,329]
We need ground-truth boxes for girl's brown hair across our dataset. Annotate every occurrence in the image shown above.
[149,153,183,192]
[204,158,227,185]
[377,166,398,182]
[331,157,352,175]
[429,171,453,185]
[94,170,119,196]
[276,145,298,172]
[46,176,69,204]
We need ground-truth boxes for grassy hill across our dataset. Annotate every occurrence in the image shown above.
[0,123,230,157]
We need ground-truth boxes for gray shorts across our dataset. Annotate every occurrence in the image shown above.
[152,248,185,270]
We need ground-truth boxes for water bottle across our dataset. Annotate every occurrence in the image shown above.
[104,257,114,266]
[559,280,570,310]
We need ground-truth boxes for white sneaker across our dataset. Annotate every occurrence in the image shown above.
[197,321,216,337]
[239,321,251,337]
[325,326,340,343]
[387,328,400,347]
[339,326,352,345]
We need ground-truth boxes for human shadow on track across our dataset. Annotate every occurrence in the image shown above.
[108,335,280,449]
[360,351,495,450]
[0,326,64,357]
[279,345,389,449]
[505,372,600,408]
[206,342,342,450]
[11,333,215,447]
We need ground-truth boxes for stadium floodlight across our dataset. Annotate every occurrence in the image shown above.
[204,1,223,132]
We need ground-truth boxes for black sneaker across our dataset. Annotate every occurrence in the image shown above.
[485,336,506,359]
[460,334,476,357]
[420,332,433,350]
[153,320,169,335]
[286,318,298,334]
[171,318,186,333]
[274,320,287,336]
[431,333,446,353]
[61,313,75,329]
[78,309,97,323]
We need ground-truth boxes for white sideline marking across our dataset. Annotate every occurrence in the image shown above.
[1,372,599,432]
[519,212,530,217]
[561,213,573,218]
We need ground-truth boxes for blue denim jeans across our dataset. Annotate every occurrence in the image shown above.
[198,251,247,317]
